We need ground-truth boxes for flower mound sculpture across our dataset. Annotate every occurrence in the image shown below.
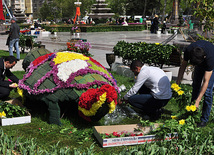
[19,51,119,125]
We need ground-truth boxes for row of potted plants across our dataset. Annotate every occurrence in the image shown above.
[113,41,178,68]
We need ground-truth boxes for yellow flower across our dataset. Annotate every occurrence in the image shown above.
[190,105,197,112]
[171,116,177,119]
[171,83,181,91]
[2,111,6,117]
[17,87,24,98]
[186,106,191,111]
[155,43,160,45]
[171,83,178,89]
[53,52,89,65]
[177,90,184,95]
[173,86,181,92]
[0,111,6,118]
[179,119,185,125]
[108,101,116,113]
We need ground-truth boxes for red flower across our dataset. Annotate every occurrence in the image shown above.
[137,133,143,136]
[33,53,54,66]
[112,132,118,136]
[105,133,110,136]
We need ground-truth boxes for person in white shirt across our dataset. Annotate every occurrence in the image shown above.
[119,60,172,119]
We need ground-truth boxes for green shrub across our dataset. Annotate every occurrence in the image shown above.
[43,25,145,32]
[113,41,177,68]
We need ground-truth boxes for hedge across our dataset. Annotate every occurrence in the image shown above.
[43,25,146,32]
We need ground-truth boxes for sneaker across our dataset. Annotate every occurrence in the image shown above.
[197,122,207,127]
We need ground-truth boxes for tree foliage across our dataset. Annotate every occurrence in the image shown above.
[190,0,214,31]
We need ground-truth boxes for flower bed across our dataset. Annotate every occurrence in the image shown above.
[94,124,178,147]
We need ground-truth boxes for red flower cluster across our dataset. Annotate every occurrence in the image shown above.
[78,84,118,110]
[102,131,144,138]
[32,53,54,66]
[66,42,78,52]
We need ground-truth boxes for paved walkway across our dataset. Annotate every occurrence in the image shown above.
[0,30,193,84]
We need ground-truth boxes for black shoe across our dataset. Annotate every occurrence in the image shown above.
[197,122,207,127]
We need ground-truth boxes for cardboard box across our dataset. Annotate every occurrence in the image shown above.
[0,112,31,126]
[94,124,177,147]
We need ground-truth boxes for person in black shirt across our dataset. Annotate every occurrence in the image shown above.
[177,40,214,127]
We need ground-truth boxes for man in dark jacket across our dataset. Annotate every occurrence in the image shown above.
[9,17,20,60]
[177,40,214,127]
[0,56,19,100]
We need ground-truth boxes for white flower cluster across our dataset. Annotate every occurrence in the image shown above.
[57,59,88,82]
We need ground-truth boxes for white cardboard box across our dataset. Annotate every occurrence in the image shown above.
[94,124,177,147]
[0,113,31,126]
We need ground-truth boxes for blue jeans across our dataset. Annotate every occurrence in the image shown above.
[9,38,20,59]
[192,66,214,123]
[128,85,170,116]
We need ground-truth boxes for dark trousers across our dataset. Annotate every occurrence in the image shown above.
[128,85,169,116]
[0,86,11,100]
[192,66,214,122]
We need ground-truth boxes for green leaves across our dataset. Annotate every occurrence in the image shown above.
[0,102,28,118]
[113,41,177,68]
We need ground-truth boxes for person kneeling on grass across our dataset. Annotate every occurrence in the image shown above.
[118,60,172,120]
[0,56,19,100]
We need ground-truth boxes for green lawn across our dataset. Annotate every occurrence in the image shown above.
[0,50,27,59]
[0,71,213,154]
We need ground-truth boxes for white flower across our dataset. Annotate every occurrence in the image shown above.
[57,59,88,82]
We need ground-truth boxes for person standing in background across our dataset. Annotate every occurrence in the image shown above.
[9,17,20,61]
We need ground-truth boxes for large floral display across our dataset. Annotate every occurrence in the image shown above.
[19,51,119,125]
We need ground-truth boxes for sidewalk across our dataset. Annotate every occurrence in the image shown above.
[0,30,193,84]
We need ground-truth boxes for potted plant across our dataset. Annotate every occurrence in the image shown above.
[0,102,31,126]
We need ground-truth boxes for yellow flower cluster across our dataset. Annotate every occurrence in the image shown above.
[155,43,160,45]
[0,111,6,118]
[53,52,89,65]
[171,83,184,95]
[186,105,197,112]
[78,92,107,116]
[108,100,116,113]
[179,119,185,125]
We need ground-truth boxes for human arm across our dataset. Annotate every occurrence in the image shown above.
[124,70,148,100]
[5,69,19,84]
[194,71,212,108]
[176,60,188,84]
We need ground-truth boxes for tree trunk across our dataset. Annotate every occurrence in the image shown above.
[143,0,147,18]
[162,0,167,21]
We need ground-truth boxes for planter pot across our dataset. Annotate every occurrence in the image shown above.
[106,53,115,70]
[0,112,31,126]
[94,124,178,147]
[164,70,172,81]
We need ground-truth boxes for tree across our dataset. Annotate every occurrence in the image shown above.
[39,1,52,21]
[190,0,214,32]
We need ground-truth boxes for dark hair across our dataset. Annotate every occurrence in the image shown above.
[4,56,17,64]
[130,60,144,70]
[189,47,206,65]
